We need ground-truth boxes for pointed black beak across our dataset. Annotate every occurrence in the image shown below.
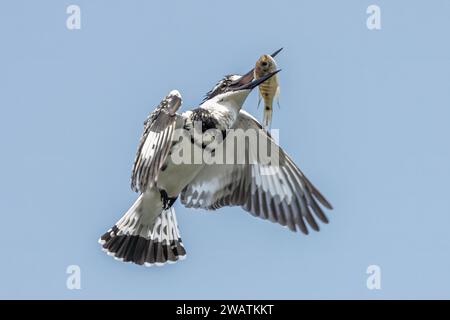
[270,47,283,58]
[232,69,281,91]
[229,48,283,88]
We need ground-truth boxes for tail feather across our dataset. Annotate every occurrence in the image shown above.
[99,202,186,266]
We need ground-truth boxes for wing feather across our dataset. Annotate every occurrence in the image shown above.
[131,91,183,192]
[180,110,332,234]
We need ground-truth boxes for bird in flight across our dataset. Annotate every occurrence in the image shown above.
[99,51,332,267]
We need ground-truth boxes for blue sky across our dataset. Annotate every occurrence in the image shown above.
[1,0,450,299]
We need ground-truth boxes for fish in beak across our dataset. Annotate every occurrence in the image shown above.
[231,69,281,91]
[229,48,283,88]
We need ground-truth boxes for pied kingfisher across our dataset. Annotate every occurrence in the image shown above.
[99,50,332,266]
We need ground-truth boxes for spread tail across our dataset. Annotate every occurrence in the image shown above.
[99,196,186,266]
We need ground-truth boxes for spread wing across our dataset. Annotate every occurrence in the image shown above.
[131,90,183,192]
[180,110,332,234]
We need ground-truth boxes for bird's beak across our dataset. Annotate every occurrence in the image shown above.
[229,69,254,88]
[232,69,281,91]
[229,48,283,88]
[270,47,283,58]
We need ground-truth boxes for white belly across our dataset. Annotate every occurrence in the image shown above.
[156,139,205,197]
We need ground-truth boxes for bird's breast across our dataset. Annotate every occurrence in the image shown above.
[156,143,205,197]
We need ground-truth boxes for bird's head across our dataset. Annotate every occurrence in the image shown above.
[205,70,281,112]
[202,74,245,102]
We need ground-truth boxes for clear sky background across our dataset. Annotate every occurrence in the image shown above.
[1,0,450,299]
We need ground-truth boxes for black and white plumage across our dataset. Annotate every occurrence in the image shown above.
[99,52,332,267]
[100,199,185,266]
[101,90,189,266]
[181,50,332,233]
[131,90,182,192]
[100,72,279,266]
[181,109,332,234]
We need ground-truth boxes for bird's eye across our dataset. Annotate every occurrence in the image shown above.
[261,61,268,67]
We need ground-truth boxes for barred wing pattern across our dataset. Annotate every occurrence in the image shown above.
[131,90,183,192]
[180,110,332,234]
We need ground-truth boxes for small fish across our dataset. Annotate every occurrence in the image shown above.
[254,54,280,128]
